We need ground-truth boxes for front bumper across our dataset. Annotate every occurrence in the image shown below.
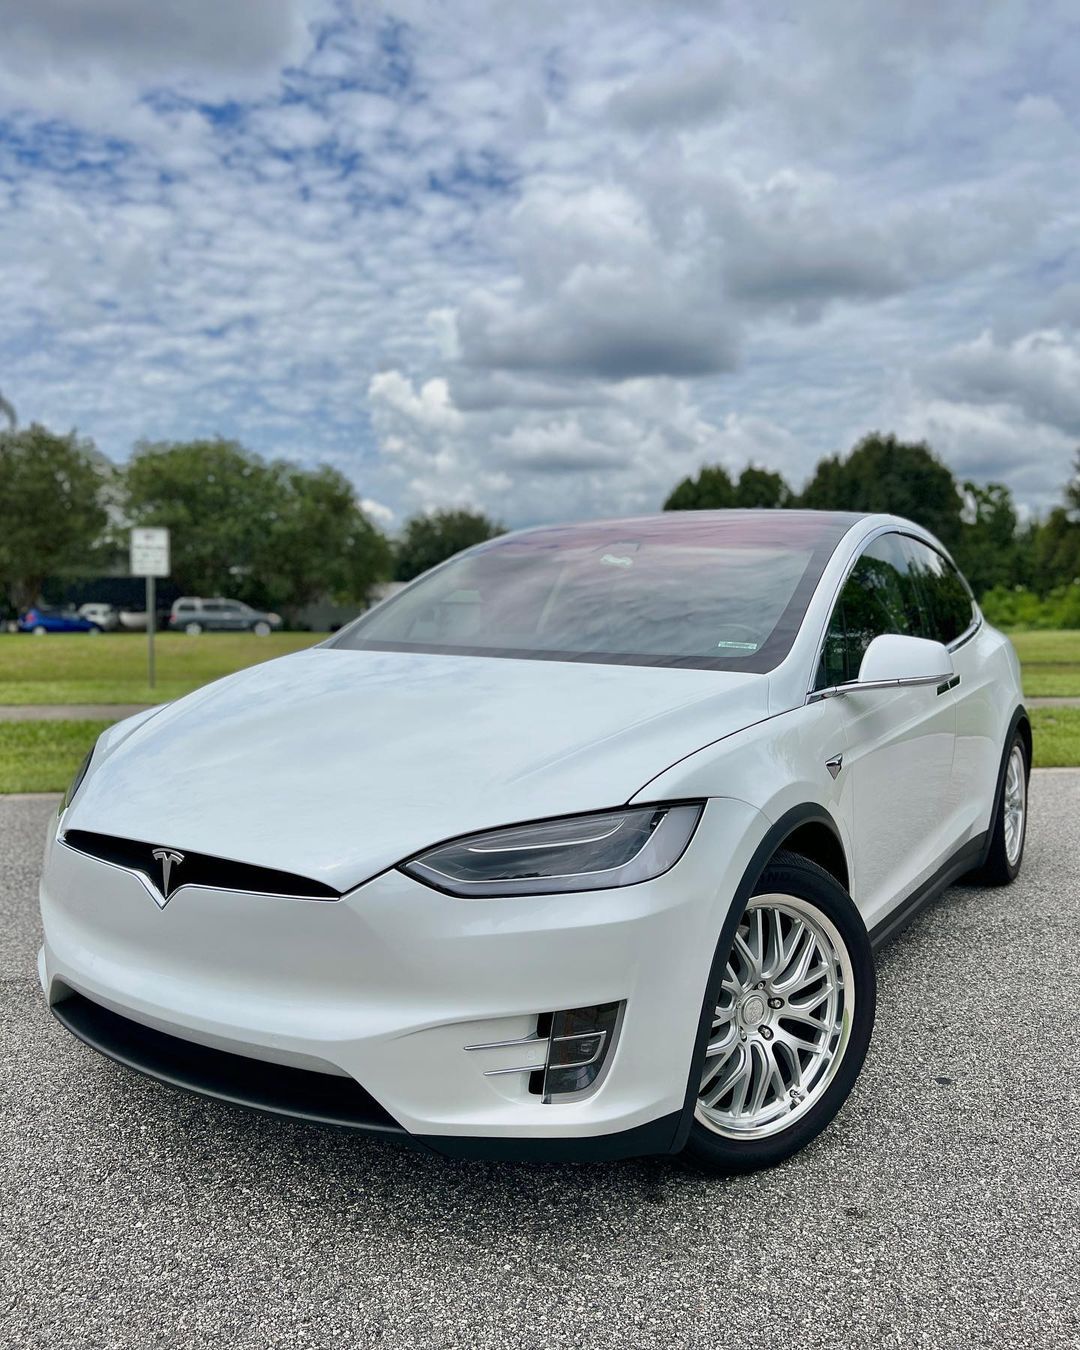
[39,797,764,1161]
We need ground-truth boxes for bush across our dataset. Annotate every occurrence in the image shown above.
[980,582,1080,630]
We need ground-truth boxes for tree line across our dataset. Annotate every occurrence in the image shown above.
[1,424,1078,625]
[665,432,1080,627]
[0,428,503,620]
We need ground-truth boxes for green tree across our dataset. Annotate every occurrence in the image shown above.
[954,482,1019,596]
[799,432,964,546]
[1066,448,1080,516]
[733,465,793,509]
[0,424,109,612]
[260,464,392,610]
[664,464,792,511]
[664,465,734,510]
[1019,450,1080,596]
[124,438,390,613]
[394,508,504,581]
[1029,507,1080,595]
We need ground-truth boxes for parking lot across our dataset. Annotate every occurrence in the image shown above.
[2,777,1077,1350]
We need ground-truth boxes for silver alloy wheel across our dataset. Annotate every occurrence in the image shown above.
[1003,744,1026,866]
[695,894,855,1140]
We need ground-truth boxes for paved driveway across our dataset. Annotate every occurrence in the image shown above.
[2,777,1078,1349]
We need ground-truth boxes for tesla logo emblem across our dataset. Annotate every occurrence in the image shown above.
[150,847,185,903]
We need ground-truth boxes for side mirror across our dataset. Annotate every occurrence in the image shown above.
[858,634,953,686]
[812,633,953,701]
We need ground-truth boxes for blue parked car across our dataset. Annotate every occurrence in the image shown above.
[18,606,102,635]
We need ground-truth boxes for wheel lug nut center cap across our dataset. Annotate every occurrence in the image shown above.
[740,993,767,1026]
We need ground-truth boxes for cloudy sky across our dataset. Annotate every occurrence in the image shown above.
[1,1,1078,528]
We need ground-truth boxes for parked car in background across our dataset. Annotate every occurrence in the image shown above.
[117,609,169,632]
[168,597,282,636]
[18,606,102,635]
[77,603,119,632]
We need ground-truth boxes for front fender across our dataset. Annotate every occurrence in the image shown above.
[631,700,852,869]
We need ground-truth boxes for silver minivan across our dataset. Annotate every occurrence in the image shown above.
[168,597,282,636]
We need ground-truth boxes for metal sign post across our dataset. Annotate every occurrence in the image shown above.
[130,528,171,690]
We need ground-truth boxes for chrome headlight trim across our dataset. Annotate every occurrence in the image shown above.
[400,802,704,898]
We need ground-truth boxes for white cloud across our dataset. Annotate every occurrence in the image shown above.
[369,372,462,431]
[929,328,1080,437]
[360,495,395,525]
[607,53,744,131]
[0,0,1077,527]
[893,394,1075,512]
[0,0,310,76]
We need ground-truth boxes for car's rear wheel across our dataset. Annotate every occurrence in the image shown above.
[184,621,203,636]
[971,734,1028,885]
[252,620,271,637]
[684,852,875,1174]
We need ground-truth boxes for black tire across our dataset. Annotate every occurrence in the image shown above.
[683,851,875,1175]
[969,731,1029,886]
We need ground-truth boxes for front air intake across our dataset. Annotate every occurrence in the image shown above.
[62,829,340,901]
[51,990,402,1134]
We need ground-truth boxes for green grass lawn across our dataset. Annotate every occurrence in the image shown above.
[2,627,1080,791]
[2,628,1076,706]
[1006,629,1080,665]
[1007,629,1080,695]
[0,631,323,705]
[0,719,114,794]
[1028,707,1080,767]
[4,706,1079,796]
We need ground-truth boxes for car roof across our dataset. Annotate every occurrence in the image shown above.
[486,509,869,552]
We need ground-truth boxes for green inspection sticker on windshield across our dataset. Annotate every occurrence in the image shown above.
[715,639,759,651]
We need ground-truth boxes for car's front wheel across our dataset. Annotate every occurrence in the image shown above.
[684,852,875,1174]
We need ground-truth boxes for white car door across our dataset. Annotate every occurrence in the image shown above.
[813,532,957,931]
[899,535,999,845]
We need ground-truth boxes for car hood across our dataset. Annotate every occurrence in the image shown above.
[68,647,769,892]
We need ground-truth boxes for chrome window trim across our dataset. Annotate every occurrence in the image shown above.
[804,526,982,704]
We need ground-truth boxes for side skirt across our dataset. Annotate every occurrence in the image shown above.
[867,831,988,950]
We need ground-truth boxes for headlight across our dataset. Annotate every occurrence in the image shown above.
[401,803,703,897]
[58,743,96,817]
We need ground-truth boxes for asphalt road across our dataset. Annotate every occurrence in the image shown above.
[2,779,1078,1350]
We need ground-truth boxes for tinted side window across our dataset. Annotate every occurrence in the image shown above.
[816,534,922,688]
[901,538,975,645]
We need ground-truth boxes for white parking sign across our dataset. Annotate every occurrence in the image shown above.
[130,527,170,578]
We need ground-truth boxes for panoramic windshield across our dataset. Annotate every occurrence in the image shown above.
[331,513,858,673]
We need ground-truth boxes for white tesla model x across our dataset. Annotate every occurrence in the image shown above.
[39,511,1029,1172]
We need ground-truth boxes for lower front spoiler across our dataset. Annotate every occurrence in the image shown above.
[50,991,681,1164]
